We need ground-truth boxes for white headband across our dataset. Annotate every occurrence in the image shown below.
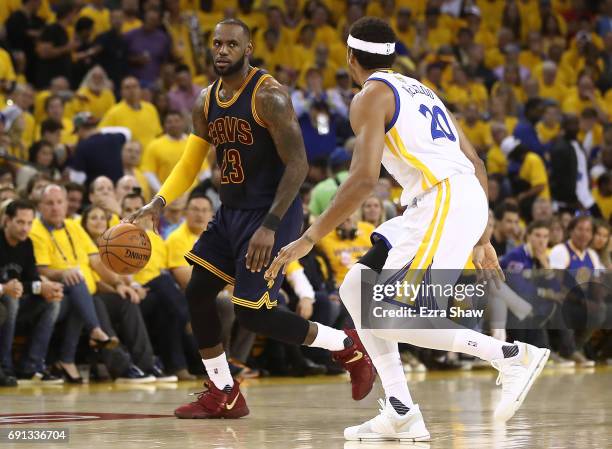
[347,35,395,55]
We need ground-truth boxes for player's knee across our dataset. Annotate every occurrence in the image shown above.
[185,266,226,304]
[234,306,269,334]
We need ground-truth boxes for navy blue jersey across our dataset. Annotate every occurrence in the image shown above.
[206,68,285,209]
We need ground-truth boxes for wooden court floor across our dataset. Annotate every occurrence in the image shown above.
[1,366,611,448]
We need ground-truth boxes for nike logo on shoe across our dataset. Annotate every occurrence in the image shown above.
[347,350,363,364]
[226,393,240,410]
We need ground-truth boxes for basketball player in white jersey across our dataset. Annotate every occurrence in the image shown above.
[266,17,550,441]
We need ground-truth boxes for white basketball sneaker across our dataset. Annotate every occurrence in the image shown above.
[344,399,431,442]
[491,341,550,422]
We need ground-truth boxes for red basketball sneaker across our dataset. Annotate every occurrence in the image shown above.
[331,329,376,401]
[174,381,249,419]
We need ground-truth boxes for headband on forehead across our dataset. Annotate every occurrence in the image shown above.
[347,35,395,55]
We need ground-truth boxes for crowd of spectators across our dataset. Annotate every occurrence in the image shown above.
[0,0,611,387]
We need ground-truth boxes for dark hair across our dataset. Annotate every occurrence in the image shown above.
[81,204,109,235]
[217,18,251,39]
[175,64,190,74]
[567,215,592,234]
[75,16,94,33]
[348,17,397,70]
[526,219,551,235]
[494,201,520,220]
[4,199,35,219]
[597,171,611,189]
[28,140,56,166]
[187,191,213,208]
[121,192,145,209]
[25,173,52,196]
[40,118,63,134]
[55,1,76,20]
[580,107,598,119]
[524,97,543,115]
[44,95,64,113]
[299,24,315,35]
[164,109,183,119]
[64,181,85,195]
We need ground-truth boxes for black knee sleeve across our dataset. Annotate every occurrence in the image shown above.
[185,265,228,349]
[234,305,309,345]
[358,239,389,273]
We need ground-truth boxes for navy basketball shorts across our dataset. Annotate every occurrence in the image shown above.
[185,198,302,310]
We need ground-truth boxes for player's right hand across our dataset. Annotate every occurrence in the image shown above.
[123,196,164,234]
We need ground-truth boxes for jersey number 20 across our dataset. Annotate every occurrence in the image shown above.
[418,104,456,142]
[220,149,245,184]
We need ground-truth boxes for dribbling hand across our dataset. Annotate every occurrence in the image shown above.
[123,196,164,234]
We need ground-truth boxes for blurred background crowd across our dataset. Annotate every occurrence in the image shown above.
[0,0,611,387]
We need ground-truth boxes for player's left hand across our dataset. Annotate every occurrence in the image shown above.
[265,236,314,281]
[472,241,505,288]
[246,226,276,272]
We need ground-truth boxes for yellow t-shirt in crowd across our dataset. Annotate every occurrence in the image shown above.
[79,5,110,37]
[536,122,561,144]
[166,19,197,75]
[316,221,374,284]
[30,218,99,294]
[562,89,609,119]
[21,112,36,150]
[285,260,304,277]
[73,87,116,119]
[166,221,199,269]
[519,152,550,199]
[593,187,612,221]
[459,120,492,152]
[121,17,143,34]
[142,134,196,183]
[0,48,16,82]
[427,26,453,51]
[537,79,568,105]
[486,145,508,175]
[133,230,167,285]
[99,101,162,149]
[446,83,489,112]
[132,167,152,202]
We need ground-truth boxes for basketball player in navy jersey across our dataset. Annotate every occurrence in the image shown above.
[126,19,374,419]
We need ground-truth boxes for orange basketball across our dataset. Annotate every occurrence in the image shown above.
[98,223,151,275]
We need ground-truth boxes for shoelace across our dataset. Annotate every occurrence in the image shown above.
[491,360,524,391]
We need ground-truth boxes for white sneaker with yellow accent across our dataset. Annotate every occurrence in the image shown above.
[491,341,550,422]
[344,400,430,442]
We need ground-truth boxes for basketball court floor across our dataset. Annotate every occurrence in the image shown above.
[1,366,611,448]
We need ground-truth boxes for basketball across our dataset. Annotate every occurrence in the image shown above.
[98,223,151,275]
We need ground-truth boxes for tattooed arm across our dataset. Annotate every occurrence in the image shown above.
[244,78,309,272]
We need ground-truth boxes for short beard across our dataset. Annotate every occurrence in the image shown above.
[213,55,247,77]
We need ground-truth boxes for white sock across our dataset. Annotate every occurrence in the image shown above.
[373,352,414,408]
[308,323,346,351]
[202,353,233,390]
[371,328,514,363]
[451,329,514,362]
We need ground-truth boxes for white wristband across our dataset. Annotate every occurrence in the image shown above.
[32,281,42,295]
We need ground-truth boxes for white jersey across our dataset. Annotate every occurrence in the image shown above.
[366,71,475,205]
